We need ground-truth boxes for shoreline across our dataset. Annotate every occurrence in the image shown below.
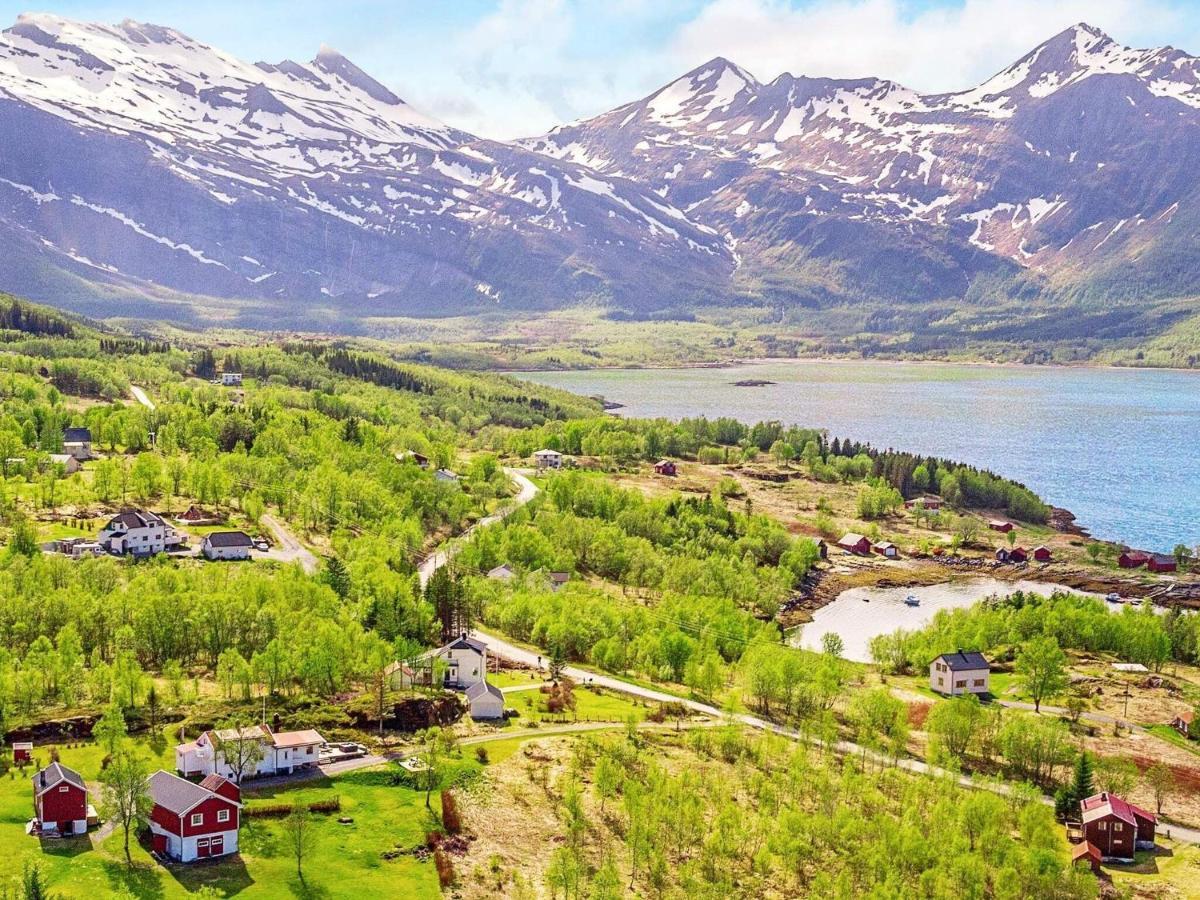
[508,355,1200,376]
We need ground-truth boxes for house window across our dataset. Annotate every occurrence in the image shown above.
[1114,822,1123,832]
[955,680,966,688]
[191,813,203,826]
[217,809,230,823]
[1099,821,1107,831]
[973,679,985,687]
[59,785,69,792]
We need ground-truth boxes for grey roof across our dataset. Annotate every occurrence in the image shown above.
[466,681,503,701]
[147,769,235,815]
[447,635,487,654]
[33,761,86,795]
[106,509,164,530]
[204,530,254,548]
[935,650,990,671]
[63,427,91,443]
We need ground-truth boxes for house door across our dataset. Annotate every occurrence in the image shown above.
[210,836,224,856]
[197,837,211,858]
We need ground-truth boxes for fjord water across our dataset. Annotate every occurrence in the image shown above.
[517,360,1200,552]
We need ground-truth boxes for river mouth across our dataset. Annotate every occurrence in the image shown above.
[792,577,1100,663]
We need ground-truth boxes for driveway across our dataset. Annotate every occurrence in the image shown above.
[259,513,319,573]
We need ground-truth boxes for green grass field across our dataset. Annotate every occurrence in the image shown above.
[1,737,444,898]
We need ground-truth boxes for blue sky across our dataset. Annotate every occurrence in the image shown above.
[4,1,1199,137]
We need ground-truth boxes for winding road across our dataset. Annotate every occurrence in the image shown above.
[418,468,537,588]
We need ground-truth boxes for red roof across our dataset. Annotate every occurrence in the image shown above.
[1081,792,1156,826]
[1072,840,1101,863]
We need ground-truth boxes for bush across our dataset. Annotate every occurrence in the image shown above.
[441,789,461,834]
[434,848,456,888]
[245,796,340,818]
[474,746,489,765]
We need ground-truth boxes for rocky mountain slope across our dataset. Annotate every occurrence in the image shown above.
[0,14,727,324]
[528,24,1200,329]
[1,16,1199,338]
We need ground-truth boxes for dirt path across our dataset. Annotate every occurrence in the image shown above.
[130,384,155,410]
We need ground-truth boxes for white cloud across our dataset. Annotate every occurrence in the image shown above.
[670,0,1196,91]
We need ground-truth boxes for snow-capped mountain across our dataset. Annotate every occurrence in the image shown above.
[527,24,1200,312]
[0,14,728,321]
[2,16,1200,330]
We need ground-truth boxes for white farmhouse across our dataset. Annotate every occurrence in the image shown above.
[221,373,243,386]
[98,510,181,556]
[533,449,563,470]
[175,724,324,781]
[62,427,93,461]
[202,531,254,561]
[930,650,990,696]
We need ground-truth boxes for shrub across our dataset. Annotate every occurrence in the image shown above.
[475,746,489,765]
[434,848,456,888]
[442,789,462,834]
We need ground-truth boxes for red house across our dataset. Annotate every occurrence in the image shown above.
[837,533,872,555]
[1081,792,1156,861]
[1170,709,1194,737]
[653,460,677,477]
[1118,551,1150,569]
[13,742,32,765]
[32,762,89,835]
[1008,547,1028,563]
[1147,554,1178,573]
[988,520,1014,533]
[1033,546,1052,562]
[147,770,241,863]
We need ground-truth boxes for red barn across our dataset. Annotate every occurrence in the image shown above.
[1081,792,1155,861]
[32,762,89,835]
[147,770,241,863]
[1118,551,1150,569]
[988,520,1014,533]
[1008,547,1028,563]
[653,460,677,477]
[1033,546,1052,562]
[13,742,32,765]
[1147,554,1178,573]
[837,533,872,555]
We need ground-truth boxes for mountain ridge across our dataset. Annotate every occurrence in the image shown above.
[1,15,1199,342]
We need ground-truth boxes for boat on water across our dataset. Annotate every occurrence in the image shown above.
[904,594,920,607]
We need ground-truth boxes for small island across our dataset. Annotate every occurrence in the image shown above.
[732,378,777,387]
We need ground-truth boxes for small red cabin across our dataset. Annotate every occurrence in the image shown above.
[32,762,89,835]
[837,533,872,555]
[13,742,32,765]
[1118,551,1150,569]
[1033,546,1052,562]
[1147,554,1178,573]
[1008,547,1028,563]
[653,460,677,477]
[988,520,1014,533]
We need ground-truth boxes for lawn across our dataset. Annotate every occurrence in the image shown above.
[1,737,444,898]
[505,683,649,726]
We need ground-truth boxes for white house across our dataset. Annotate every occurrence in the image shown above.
[533,449,563,470]
[930,650,990,696]
[62,427,93,461]
[486,564,515,581]
[175,724,324,781]
[202,531,254,561]
[466,681,505,720]
[400,634,488,690]
[221,373,243,386]
[98,510,181,556]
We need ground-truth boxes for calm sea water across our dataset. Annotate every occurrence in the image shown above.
[516,360,1200,552]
